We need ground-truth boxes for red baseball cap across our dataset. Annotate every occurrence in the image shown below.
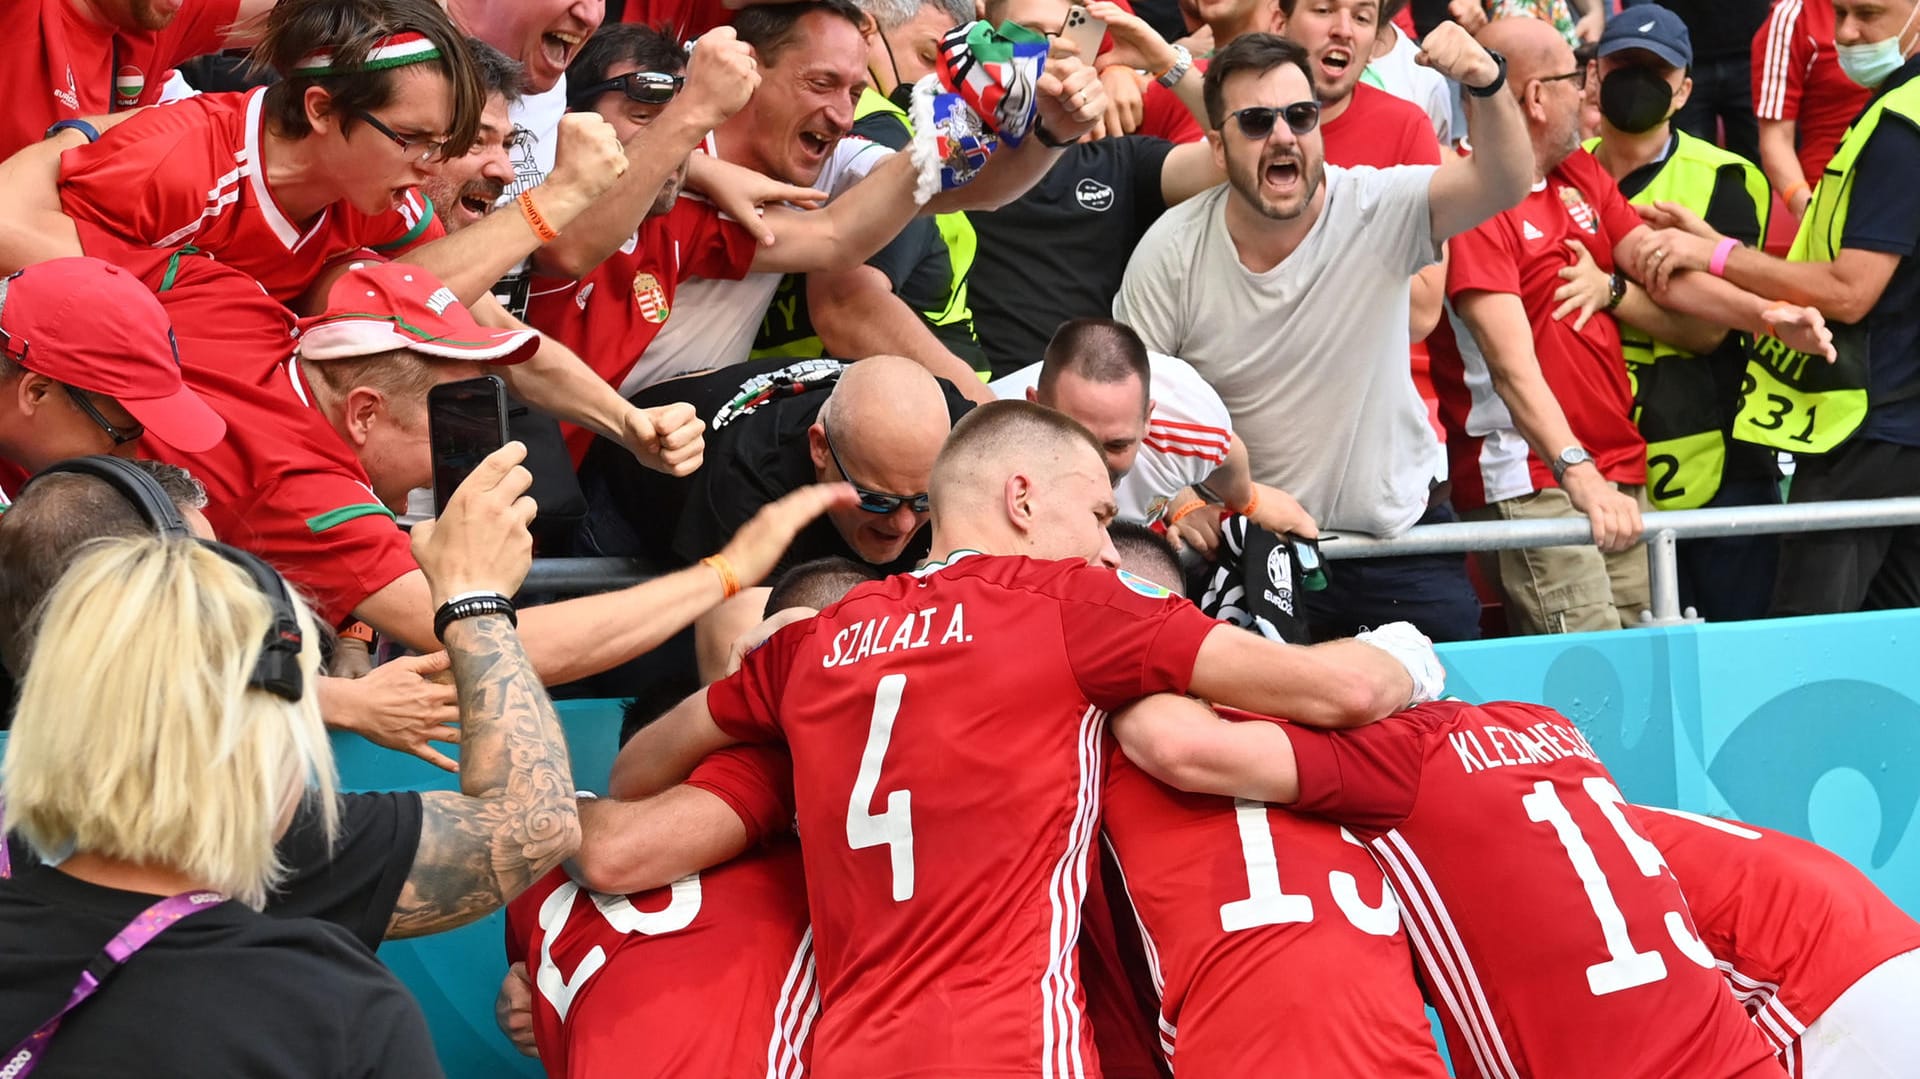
[296,262,540,364]
[0,258,226,453]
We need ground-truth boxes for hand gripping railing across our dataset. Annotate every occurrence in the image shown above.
[520,497,1920,627]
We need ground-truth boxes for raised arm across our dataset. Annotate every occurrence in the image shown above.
[920,49,1109,214]
[383,444,582,939]
[1421,22,1533,241]
[1111,691,1303,802]
[0,127,88,272]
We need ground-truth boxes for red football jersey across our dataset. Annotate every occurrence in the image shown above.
[59,88,441,305]
[1102,737,1447,1077]
[1321,83,1444,170]
[1,0,238,159]
[1753,0,1872,182]
[1077,851,1168,1079]
[525,196,759,461]
[137,255,415,626]
[504,744,813,1079]
[1285,700,1784,1079]
[1432,149,1648,510]
[706,553,1219,1078]
[1629,804,1920,1067]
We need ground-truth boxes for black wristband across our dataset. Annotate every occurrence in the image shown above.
[1034,122,1076,149]
[1466,50,1508,99]
[45,118,100,143]
[433,591,517,641]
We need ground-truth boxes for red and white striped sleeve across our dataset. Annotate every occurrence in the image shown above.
[1753,0,1810,122]
[1143,352,1233,477]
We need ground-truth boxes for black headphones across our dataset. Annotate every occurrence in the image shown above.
[20,456,306,702]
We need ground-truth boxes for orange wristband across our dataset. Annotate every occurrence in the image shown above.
[1782,179,1811,204]
[1231,489,1261,518]
[517,190,559,243]
[702,554,741,599]
[338,620,375,644]
[1166,500,1208,526]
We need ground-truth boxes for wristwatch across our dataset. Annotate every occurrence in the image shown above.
[1606,270,1627,312]
[1550,445,1594,483]
[1467,49,1508,98]
[1155,44,1194,88]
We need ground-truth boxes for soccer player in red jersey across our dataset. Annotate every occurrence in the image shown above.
[504,744,817,1079]
[1630,804,1920,1078]
[1100,525,1448,1077]
[610,400,1444,1078]
[1113,695,1788,1079]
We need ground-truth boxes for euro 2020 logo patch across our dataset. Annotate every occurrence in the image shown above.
[1116,569,1171,599]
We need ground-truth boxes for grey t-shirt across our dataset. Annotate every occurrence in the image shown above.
[1114,165,1443,538]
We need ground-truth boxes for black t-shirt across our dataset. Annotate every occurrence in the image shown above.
[4,791,421,952]
[1648,1,1772,64]
[967,136,1174,377]
[575,358,975,575]
[1841,60,1920,446]
[0,865,442,1078]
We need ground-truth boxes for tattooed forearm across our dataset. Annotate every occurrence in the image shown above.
[385,613,581,939]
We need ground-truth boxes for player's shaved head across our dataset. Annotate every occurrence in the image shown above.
[929,400,1120,567]
[809,356,958,565]
[1110,521,1185,598]
[767,556,885,613]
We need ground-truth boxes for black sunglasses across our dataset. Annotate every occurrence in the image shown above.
[1540,67,1588,90]
[1227,101,1322,139]
[824,423,930,515]
[355,110,452,163]
[570,71,685,108]
[65,385,144,446]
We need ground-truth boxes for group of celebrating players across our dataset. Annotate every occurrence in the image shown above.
[496,404,1920,1078]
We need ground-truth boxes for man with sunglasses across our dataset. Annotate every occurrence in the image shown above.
[1117,26,1532,644]
[0,258,225,505]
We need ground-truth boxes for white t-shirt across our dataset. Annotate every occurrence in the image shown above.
[631,135,892,389]
[990,352,1235,523]
[1365,25,1455,148]
[1114,167,1443,538]
[505,79,569,198]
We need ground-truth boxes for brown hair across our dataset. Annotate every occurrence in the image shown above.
[1204,32,1316,129]
[252,0,484,154]
[1038,318,1151,403]
[732,0,869,66]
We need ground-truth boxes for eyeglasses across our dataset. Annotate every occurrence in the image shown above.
[1226,101,1322,139]
[65,385,144,446]
[569,71,685,108]
[1539,67,1588,90]
[355,110,452,164]
[823,423,930,515]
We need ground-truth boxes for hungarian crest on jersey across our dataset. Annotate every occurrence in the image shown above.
[631,272,669,324]
[1559,185,1598,235]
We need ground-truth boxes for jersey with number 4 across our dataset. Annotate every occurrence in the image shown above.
[707,553,1220,1079]
[1286,699,1784,1079]
[502,745,816,1079]
[1102,732,1447,1078]
[1628,804,1920,1069]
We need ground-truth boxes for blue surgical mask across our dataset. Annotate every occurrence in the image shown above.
[1835,4,1920,88]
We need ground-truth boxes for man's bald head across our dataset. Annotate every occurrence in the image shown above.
[928,400,1121,567]
[808,356,958,566]
[1480,17,1583,172]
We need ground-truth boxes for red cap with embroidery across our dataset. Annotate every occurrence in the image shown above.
[296,261,539,364]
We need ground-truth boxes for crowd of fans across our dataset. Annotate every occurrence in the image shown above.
[0,0,1918,1073]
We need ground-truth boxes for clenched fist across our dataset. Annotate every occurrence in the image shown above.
[683,26,761,129]
[1417,19,1501,90]
[547,112,630,203]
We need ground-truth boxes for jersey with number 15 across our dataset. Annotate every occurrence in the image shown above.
[707,552,1220,1079]
[1284,699,1785,1079]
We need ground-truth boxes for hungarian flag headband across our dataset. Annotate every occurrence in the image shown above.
[908,20,1049,202]
[290,31,443,78]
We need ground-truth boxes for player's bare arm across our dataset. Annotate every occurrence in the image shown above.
[608,687,745,800]
[1112,692,1303,804]
[567,786,754,895]
[1185,623,1427,728]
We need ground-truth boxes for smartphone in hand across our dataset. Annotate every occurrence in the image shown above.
[429,374,509,515]
[1062,3,1108,60]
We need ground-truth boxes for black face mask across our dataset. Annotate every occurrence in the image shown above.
[1599,66,1676,134]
